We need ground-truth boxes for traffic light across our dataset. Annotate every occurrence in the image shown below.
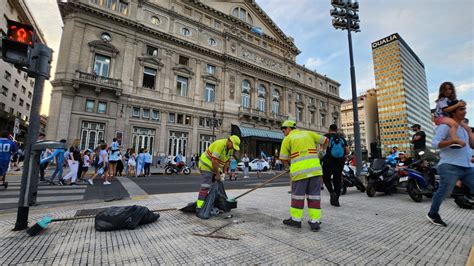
[1,19,35,67]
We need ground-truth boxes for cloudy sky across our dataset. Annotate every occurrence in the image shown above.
[27,0,473,122]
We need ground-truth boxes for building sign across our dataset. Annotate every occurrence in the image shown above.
[371,33,399,49]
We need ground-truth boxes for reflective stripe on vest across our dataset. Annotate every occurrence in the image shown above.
[291,155,319,163]
[290,166,322,178]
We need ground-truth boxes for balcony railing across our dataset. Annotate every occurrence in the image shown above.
[76,71,121,87]
[239,107,288,122]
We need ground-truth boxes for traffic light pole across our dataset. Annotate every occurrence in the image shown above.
[347,29,363,177]
[13,44,52,231]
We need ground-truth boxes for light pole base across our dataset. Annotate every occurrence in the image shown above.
[13,207,29,231]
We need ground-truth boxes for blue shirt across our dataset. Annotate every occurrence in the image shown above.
[41,148,65,166]
[109,141,120,161]
[0,138,18,163]
[175,154,182,163]
[230,159,237,170]
[144,153,152,163]
[98,150,109,165]
[432,124,473,168]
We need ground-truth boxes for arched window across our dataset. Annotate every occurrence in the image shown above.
[241,80,251,108]
[257,84,266,112]
[231,7,253,24]
[181,27,190,36]
[272,89,280,114]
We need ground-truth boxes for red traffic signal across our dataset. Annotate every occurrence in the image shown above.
[6,19,35,47]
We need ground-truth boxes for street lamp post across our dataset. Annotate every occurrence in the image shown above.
[212,109,217,141]
[330,0,363,176]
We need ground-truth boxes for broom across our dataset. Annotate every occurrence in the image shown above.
[26,208,176,236]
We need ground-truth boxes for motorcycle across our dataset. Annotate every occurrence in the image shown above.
[341,159,365,195]
[397,154,439,202]
[366,158,399,197]
[164,161,191,175]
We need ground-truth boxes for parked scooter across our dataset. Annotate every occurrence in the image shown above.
[341,157,365,195]
[366,158,399,197]
[397,152,439,202]
[164,161,191,175]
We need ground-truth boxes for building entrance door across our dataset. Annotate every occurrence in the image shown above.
[132,127,155,155]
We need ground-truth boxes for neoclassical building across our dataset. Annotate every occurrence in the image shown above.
[47,0,343,160]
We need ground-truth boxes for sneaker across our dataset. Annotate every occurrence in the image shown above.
[70,182,77,186]
[103,181,111,185]
[426,213,447,227]
[282,218,302,228]
[58,180,65,186]
[330,192,339,207]
[87,179,94,186]
[334,194,341,207]
[308,221,321,232]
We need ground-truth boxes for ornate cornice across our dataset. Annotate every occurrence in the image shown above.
[137,56,165,70]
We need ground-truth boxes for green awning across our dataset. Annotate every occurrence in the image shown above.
[232,125,284,140]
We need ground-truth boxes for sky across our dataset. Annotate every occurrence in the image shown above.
[27,0,473,123]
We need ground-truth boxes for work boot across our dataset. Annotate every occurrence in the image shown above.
[330,192,337,206]
[283,218,301,228]
[308,221,321,232]
[334,194,341,207]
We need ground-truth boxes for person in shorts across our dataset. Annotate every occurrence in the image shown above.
[256,156,263,179]
[229,156,237,181]
[0,130,18,189]
[81,150,91,184]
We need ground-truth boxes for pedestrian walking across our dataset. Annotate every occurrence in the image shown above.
[38,133,51,182]
[279,120,328,232]
[90,142,110,185]
[115,153,124,176]
[144,148,152,176]
[427,100,474,227]
[80,150,91,181]
[136,148,146,177]
[242,153,250,179]
[322,124,349,207]
[63,139,81,186]
[256,156,263,179]
[190,154,196,169]
[127,152,136,177]
[196,135,240,211]
[0,130,18,189]
[108,138,120,178]
[229,156,237,181]
[40,139,67,185]
[410,124,426,159]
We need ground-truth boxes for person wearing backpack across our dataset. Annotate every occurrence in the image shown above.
[322,124,349,207]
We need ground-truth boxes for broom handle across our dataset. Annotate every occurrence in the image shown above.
[51,208,177,222]
[234,170,289,200]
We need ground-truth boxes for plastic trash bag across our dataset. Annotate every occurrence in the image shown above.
[196,181,229,219]
[95,205,160,231]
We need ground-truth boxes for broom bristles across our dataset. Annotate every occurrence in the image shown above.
[26,216,53,236]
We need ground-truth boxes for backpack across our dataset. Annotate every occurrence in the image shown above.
[329,136,345,159]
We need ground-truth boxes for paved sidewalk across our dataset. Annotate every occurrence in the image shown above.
[0,186,472,264]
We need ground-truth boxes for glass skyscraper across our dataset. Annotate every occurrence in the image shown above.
[372,33,433,156]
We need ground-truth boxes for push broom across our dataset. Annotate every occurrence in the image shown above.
[26,208,177,236]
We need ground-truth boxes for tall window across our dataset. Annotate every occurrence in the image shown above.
[150,16,160,25]
[142,67,157,89]
[207,64,215,75]
[176,76,188,97]
[257,84,266,112]
[321,113,326,127]
[168,131,188,156]
[132,127,155,155]
[146,45,158,56]
[181,27,190,36]
[80,121,105,150]
[231,7,253,24]
[241,80,250,108]
[179,56,189,66]
[1,86,8,96]
[94,54,111,77]
[297,107,303,122]
[310,111,315,124]
[204,83,215,102]
[4,71,11,82]
[272,89,280,114]
[98,102,107,114]
[199,135,213,154]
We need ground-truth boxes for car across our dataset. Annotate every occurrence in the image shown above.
[237,159,270,171]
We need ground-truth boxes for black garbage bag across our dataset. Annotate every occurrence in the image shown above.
[95,205,160,231]
[196,181,229,219]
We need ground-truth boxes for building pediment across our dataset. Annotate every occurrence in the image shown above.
[172,65,195,77]
[88,40,119,57]
[138,56,165,70]
[201,73,220,83]
[194,0,299,53]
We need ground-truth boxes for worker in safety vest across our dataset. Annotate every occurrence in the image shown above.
[279,120,328,232]
[197,135,241,209]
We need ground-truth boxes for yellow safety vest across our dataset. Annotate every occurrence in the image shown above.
[199,139,233,173]
[279,129,327,181]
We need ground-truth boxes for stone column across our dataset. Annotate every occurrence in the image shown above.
[194,59,202,102]
[159,112,168,155]
[191,116,199,155]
